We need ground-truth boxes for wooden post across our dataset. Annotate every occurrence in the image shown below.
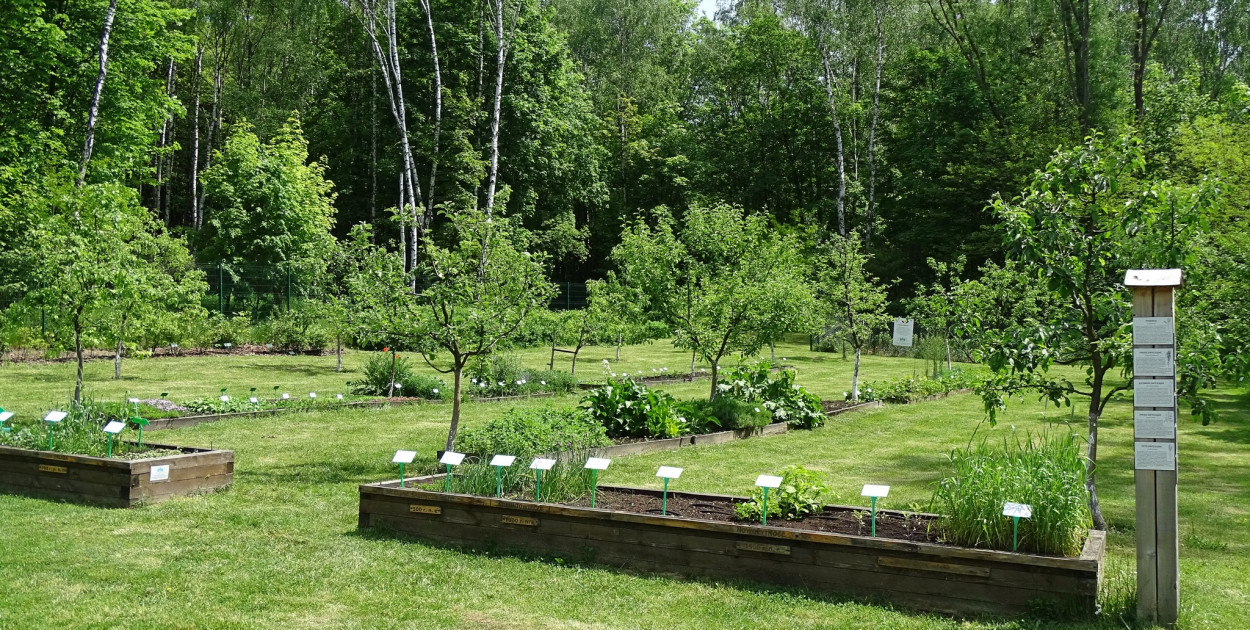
[1125,269,1181,627]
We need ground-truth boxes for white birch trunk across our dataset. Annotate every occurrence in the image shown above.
[77,0,119,188]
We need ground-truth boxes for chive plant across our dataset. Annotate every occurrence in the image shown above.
[444,451,597,503]
[931,431,1091,556]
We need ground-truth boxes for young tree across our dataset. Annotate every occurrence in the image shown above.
[982,133,1212,530]
[813,232,889,401]
[613,204,812,401]
[910,255,968,371]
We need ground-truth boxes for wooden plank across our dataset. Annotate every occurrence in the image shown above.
[129,473,233,504]
[0,470,130,505]
[877,556,991,577]
[1157,467,1180,624]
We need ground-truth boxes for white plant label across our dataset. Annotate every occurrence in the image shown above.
[282,393,290,399]
[1135,410,1176,440]
[1133,349,1174,377]
[336,394,344,400]
[584,457,611,471]
[0,411,14,423]
[656,466,683,479]
[1134,379,1175,408]
[149,464,170,482]
[1002,502,1033,518]
[102,421,126,434]
[490,455,517,467]
[892,318,914,347]
[755,474,783,489]
[439,451,466,466]
[44,411,67,423]
[861,484,890,498]
[128,398,139,404]
[220,395,230,402]
[309,392,317,398]
[392,450,417,464]
[1135,442,1176,471]
[249,397,259,404]
[531,458,556,471]
[1133,317,1174,346]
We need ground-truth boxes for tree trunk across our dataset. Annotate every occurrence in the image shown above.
[420,0,442,228]
[616,332,622,361]
[190,46,202,228]
[818,37,847,236]
[945,335,952,371]
[73,317,85,403]
[570,348,580,376]
[336,333,342,372]
[387,350,397,398]
[77,0,119,188]
[371,59,377,230]
[1086,408,1108,530]
[690,348,696,376]
[114,338,123,380]
[484,0,509,217]
[864,5,884,247]
[770,342,776,362]
[851,347,862,401]
[446,362,464,452]
[709,361,719,402]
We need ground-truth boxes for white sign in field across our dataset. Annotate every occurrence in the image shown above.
[1134,379,1175,408]
[1133,317,1175,345]
[892,319,914,347]
[150,464,170,482]
[1133,349,1174,377]
[44,411,67,423]
[489,454,516,467]
[1135,442,1176,471]
[103,421,126,434]
[656,466,683,479]
[1002,502,1033,519]
[861,484,890,498]
[530,458,556,471]
[1134,410,1176,440]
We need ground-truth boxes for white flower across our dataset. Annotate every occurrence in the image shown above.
[843,392,849,397]
[679,417,687,423]
[516,380,522,385]
[498,381,505,387]
[471,378,478,384]
[867,388,872,393]
[754,408,761,413]
[336,394,344,400]
[652,368,657,373]
[611,373,616,377]
[793,384,800,391]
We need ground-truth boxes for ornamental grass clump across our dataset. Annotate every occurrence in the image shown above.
[932,431,1091,556]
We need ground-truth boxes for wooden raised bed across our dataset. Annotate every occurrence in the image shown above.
[0,443,234,507]
[359,481,1105,617]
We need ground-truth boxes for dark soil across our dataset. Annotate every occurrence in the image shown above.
[821,399,864,413]
[570,488,940,543]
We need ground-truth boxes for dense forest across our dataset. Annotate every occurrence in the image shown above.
[1,0,1247,379]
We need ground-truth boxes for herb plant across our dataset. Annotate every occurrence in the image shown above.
[734,465,831,521]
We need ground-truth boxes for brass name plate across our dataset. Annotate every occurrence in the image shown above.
[409,505,442,515]
[502,515,539,526]
[38,465,68,474]
[736,541,791,555]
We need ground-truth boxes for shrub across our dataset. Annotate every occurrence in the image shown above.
[717,362,825,429]
[581,376,687,439]
[466,353,578,397]
[456,406,611,457]
[735,465,831,521]
[677,397,769,432]
[351,353,446,399]
[856,367,986,403]
[191,313,253,349]
[261,309,331,352]
[932,432,1091,556]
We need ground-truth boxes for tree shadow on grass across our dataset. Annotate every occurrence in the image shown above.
[234,362,347,377]
[236,460,391,485]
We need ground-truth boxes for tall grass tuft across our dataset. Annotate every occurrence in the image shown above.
[446,450,596,504]
[931,431,1091,556]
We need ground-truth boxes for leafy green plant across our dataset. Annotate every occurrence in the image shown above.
[466,353,578,397]
[456,406,611,457]
[261,308,332,352]
[734,466,831,521]
[0,399,146,458]
[351,353,446,399]
[931,431,1091,556]
[442,451,597,504]
[676,397,767,432]
[183,396,264,415]
[716,362,824,429]
[581,376,686,439]
[855,368,987,403]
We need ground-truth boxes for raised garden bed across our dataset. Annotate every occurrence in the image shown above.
[822,399,881,416]
[0,442,234,507]
[359,481,1104,617]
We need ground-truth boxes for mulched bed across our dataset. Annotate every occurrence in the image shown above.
[569,488,939,543]
[821,399,865,413]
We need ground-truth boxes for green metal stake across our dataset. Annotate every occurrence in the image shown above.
[535,469,543,502]
[496,466,504,498]
[444,463,452,492]
[1012,516,1020,552]
[398,463,405,487]
[762,487,770,526]
[591,470,599,508]
[46,423,53,450]
[107,433,114,458]
[871,497,878,538]
[662,478,670,515]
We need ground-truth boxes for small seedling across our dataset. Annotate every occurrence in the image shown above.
[656,466,683,515]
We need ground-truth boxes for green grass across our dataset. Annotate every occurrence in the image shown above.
[0,337,1246,629]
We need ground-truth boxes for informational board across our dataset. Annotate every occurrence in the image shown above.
[103,421,125,434]
[439,451,465,466]
[891,319,914,347]
[1134,317,1174,345]
[392,450,417,464]
[531,458,556,471]
[1135,410,1176,440]
[861,484,890,498]
[44,411,67,423]
[1134,379,1175,407]
[150,464,170,482]
[1135,442,1176,471]
[0,411,14,423]
[1133,349,1174,377]
[656,466,683,479]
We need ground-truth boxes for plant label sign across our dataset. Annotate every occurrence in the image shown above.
[1133,349,1174,377]
[0,411,14,424]
[1135,410,1176,440]
[439,451,466,466]
[103,421,126,434]
[531,458,556,471]
[892,319,914,347]
[249,397,259,404]
[128,398,139,404]
[44,411,67,423]
[755,474,783,489]
[656,466,683,479]
[1133,317,1174,345]
[150,464,170,482]
[1134,379,1175,408]
[584,457,611,471]
[490,455,516,467]
[220,395,230,402]
[861,484,890,498]
[1002,502,1032,518]
[392,450,417,464]
[1135,442,1176,471]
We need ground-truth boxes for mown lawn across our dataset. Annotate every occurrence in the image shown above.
[0,338,1245,629]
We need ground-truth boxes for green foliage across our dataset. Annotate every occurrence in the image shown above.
[0,399,149,458]
[932,432,1092,557]
[456,406,611,457]
[676,397,767,432]
[257,308,332,353]
[734,466,831,521]
[812,233,890,401]
[580,376,686,439]
[856,369,988,404]
[445,453,597,504]
[716,362,825,429]
[351,353,446,400]
[466,353,578,397]
[183,396,263,415]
